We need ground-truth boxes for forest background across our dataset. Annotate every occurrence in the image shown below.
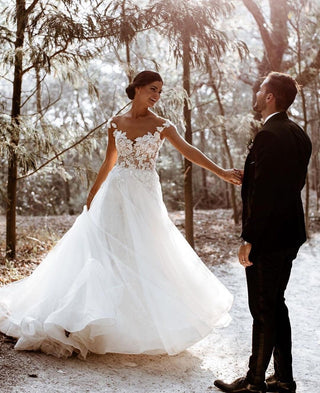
[0,0,320,262]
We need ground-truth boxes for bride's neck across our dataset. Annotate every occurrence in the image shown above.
[130,102,150,119]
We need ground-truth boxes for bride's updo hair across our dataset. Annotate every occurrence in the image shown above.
[126,71,163,100]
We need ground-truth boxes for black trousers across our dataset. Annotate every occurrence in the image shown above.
[245,247,299,385]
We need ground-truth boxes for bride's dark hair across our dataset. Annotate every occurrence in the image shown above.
[126,71,163,100]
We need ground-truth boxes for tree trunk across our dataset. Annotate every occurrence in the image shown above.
[242,0,288,109]
[314,78,320,211]
[35,63,42,119]
[300,87,310,236]
[6,0,27,260]
[200,131,209,202]
[221,145,230,208]
[209,73,239,224]
[64,177,74,215]
[295,9,310,236]
[121,0,133,83]
[221,125,239,224]
[196,95,209,203]
[125,38,132,82]
[182,31,194,247]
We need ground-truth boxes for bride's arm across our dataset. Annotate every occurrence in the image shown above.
[162,125,242,185]
[87,127,118,209]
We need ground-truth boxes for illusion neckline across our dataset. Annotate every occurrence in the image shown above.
[111,119,170,143]
[116,129,161,143]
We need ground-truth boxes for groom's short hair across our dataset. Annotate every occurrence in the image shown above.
[264,72,300,111]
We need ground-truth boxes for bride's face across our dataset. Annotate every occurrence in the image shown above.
[135,81,163,107]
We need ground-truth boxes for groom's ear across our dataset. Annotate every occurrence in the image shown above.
[266,92,275,103]
[266,93,275,104]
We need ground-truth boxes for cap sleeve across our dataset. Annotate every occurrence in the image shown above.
[107,117,118,130]
[157,119,176,133]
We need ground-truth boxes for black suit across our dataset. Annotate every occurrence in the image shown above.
[241,112,312,385]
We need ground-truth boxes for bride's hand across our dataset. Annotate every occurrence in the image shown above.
[221,169,243,185]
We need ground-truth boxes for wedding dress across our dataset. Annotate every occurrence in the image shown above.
[0,119,233,359]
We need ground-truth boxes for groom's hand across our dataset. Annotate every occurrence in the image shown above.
[238,241,253,268]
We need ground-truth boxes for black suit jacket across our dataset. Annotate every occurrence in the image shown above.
[241,112,312,255]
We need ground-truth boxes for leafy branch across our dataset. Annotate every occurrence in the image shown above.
[17,103,130,180]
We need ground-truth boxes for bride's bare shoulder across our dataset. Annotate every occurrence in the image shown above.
[111,114,124,123]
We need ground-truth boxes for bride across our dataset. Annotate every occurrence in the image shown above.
[0,71,242,359]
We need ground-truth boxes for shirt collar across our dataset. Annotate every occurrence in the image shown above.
[263,112,280,124]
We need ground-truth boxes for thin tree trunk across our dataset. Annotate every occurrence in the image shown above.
[301,88,310,236]
[121,0,133,83]
[64,177,73,215]
[221,145,231,208]
[314,78,320,211]
[35,63,42,120]
[196,95,209,202]
[6,0,27,260]
[295,9,310,236]
[125,39,132,82]
[209,72,239,224]
[182,31,194,247]
[200,131,209,202]
[221,125,239,224]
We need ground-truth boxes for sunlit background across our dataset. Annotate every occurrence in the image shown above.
[0,0,319,220]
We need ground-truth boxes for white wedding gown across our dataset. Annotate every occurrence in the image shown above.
[0,119,233,358]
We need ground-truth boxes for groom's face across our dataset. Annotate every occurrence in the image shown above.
[253,78,269,113]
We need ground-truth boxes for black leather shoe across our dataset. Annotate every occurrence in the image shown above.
[266,375,296,393]
[214,377,267,393]
[265,375,278,392]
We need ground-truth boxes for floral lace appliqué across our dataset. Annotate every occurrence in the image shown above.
[112,120,172,171]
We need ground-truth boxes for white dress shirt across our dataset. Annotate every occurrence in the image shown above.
[263,112,280,124]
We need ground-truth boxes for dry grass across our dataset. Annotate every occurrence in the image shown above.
[0,215,76,285]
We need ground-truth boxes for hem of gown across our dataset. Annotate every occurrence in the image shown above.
[0,306,232,359]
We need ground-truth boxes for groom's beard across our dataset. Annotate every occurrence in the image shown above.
[253,100,266,114]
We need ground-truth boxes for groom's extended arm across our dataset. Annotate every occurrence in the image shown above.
[241,130,280,246]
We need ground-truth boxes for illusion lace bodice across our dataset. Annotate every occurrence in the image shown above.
[109,119,172,171]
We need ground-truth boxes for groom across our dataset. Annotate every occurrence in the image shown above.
[214,72,312,393]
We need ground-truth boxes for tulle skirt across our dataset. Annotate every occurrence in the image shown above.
[0,165,232,358]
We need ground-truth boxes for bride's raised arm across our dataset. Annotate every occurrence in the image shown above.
[162,124,242,186]
[87,126,118,209]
